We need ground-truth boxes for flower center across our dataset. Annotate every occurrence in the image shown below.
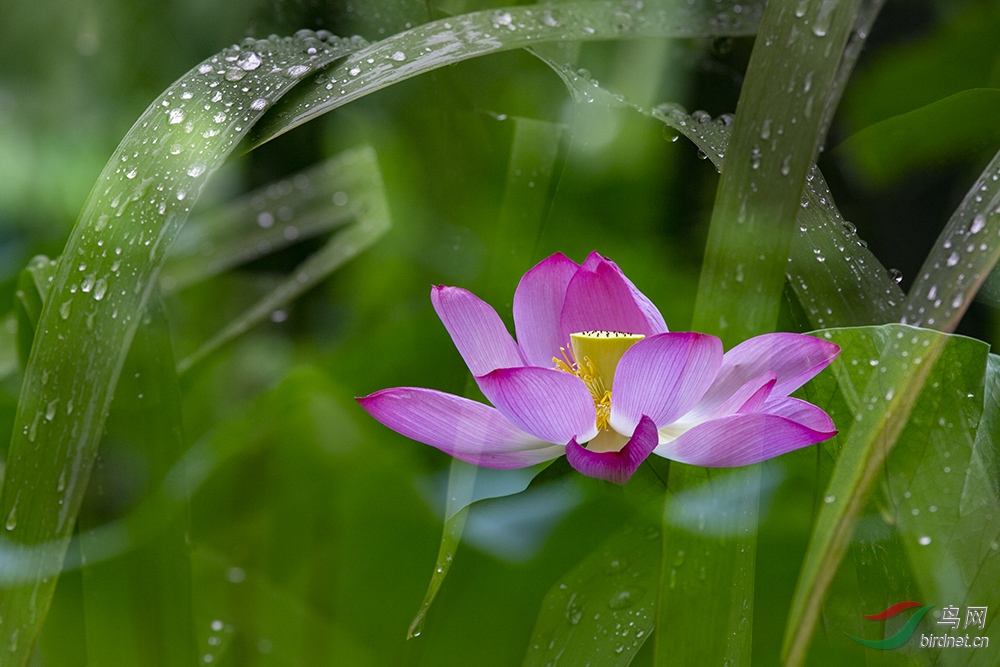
[553,330,644,439]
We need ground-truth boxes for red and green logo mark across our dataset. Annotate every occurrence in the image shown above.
[846,601,935,649]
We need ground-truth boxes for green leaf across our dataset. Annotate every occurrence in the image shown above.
[0,32,355,664]
[161,153,367,293]
[690,0,861,344]
[817,0,888,143]
[782,324,982,666]
[874,352,1000,666]
[12,256,58,369]
[407,459,473,640]
[666,1,861,665]
[841,2,1000,131]
[835,89,1000,185]
[77,293,197,666]
[901,145,1000,332]
[174,146,391,374]
[249,0,765,149]
[0,313,18,383]
[523,464,665,667]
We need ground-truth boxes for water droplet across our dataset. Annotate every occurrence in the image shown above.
[168,109,186,124]
[5,506,16,531]
[187,163,206,178]
[213,112,227,124]
[390,50,406,61]
[971,214,986,234]
[608,589,639,610]
[760,119,772,140]
[81,274,96,293]
[349,66,361,76]
[44,400,58,422]
[93,278,108,301]
[824,494,836,503]
[918,536,932,546]
[250,97,268,111]
[59,301,72,320]
[287,64,310,77]
[226,567,246,583]
[237,51,261,71]
[927,285,938,300]
[225,68,247,81]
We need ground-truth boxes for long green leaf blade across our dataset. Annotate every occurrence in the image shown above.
[902,146,1000,332]
[781,324,960,666]
[78,293,196,666]
[690,0,861,342]
[161,152,369,293]
[0,32,353,663]
[175,147,391,374]
[663,2,860,666]
[248,0,765,148]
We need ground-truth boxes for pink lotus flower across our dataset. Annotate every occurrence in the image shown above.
[358,252,838,484]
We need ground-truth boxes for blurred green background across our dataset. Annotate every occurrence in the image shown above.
[1,0,999,665]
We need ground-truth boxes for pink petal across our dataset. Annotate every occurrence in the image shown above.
[560,253,668,341]
[610,332,724,433]
[686,371,777,421]
[477,366,598,444]
[565,415,659,485]
[430,285,525,376]
[655,412,837,467]
[696,334,839,413]
[590,253,669,336]
[762,396,836,433]
[357,387,565,469]
[513,252,580,367]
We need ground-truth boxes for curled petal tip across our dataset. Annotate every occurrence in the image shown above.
[565,415,658,485]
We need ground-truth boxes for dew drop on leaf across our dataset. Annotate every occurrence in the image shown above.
[236,51,262,71]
